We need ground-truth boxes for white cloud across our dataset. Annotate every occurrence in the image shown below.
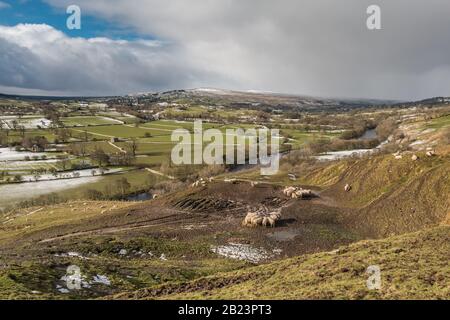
[2,1,450,99]
[0,1,11,9]
[0,24,228,96]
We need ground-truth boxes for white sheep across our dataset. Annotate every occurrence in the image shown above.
[251,216,264,227]
[242,209,281,228]
[269,212,281,220]
[283,186,314,199]
[283,186,296,197]
[264,217,276,228]
[242,212,258,226]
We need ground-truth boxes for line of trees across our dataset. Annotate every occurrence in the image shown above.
[84,177,131,200]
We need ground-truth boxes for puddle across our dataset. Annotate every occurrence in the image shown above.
[126,192,152,201]
[360,128,377,140]
[92,274,111,286]
[267,229,301,241]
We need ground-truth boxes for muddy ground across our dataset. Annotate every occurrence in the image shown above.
[1,181,361,262]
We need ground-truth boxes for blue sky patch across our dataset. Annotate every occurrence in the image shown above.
[0,0,146,40]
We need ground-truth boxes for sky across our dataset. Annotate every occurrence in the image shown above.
[0,0,450,100]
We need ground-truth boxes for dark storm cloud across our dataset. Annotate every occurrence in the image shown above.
[2,0,450,99]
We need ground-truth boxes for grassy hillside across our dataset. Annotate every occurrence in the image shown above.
[0,201,249,300]
[315,153,450,237]
[231,151,450,238]
[114,226,450,300]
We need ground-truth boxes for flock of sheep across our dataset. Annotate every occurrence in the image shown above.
[191,177,214,187]
[189,179,319,229]
[242,185,315,228]
[282,186,314,199]
[393,149,436,160]
[242,207,282,228]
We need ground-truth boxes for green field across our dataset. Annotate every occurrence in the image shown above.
[280,128,341,148]
[0,116,367,210]
[70,125,167,139]
[61,116,122,127]
[4,129,58,143]
[57,169,164,199]
[426,114,450,129]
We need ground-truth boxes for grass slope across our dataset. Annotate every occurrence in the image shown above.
[114,226,450,300]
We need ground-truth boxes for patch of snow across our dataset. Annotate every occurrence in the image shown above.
[20,168,123,182]
[0,176,102,207]
[1,159,59,170]
[2,117,51,129]
[316,149,375,161]
[194,88,228,94]
[54,252,89,260]
[56,285,70,294]
[99,116,124,124]
[315,141,388,161]
[211,243,273,263]
[92,274,111,286]
[0,148,48,161]
[245,89,274,94]
[58,272,111,294]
